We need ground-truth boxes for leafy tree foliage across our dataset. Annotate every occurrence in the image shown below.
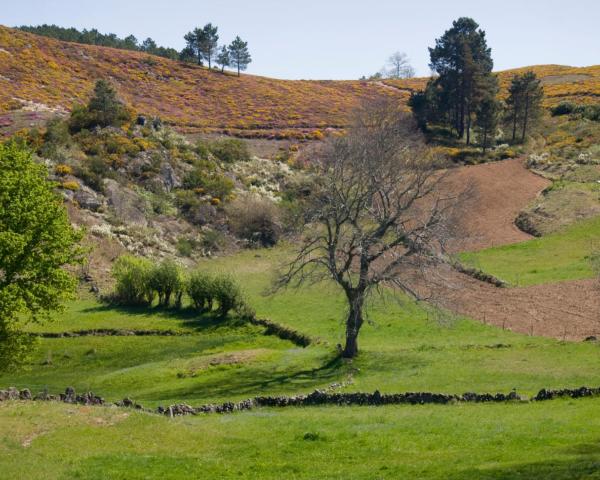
[228,36,252,76]
[423,17,495,144]
[184,23,220,68]
[69,79,131,132]
[505,71,544,143]
[0,142,83,371]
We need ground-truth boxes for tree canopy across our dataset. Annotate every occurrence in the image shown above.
[228,36,252,76]
[0,142,83,371]
[506,71,544,143]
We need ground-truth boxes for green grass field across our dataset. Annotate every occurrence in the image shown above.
[1,220,599,478]
[459,216,600,286]
[3,399,600,479]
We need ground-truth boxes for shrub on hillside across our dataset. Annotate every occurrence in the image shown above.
[148,260,185,307]
[110,255,154,305]
[551,101,577,116]
[227,195,281,247]
[209,138,251,163]
[69,79,131,132]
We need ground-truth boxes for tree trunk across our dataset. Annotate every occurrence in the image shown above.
[521,94,530,143]
[465,105,471,145]
[482,129,488,154]
[511,105,518,142]
[342,291,364,358]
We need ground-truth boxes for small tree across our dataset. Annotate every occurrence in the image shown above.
[148,260,184,307]
[385,51,415,79]
[0,142,83,371]
[505,71,544,143]
[141,37,157,54]
[69,79,130,132]
[228,36,252,76]
[278,99,455,358]
[216,45,231,73]
[187,270,215,312]
[111,255,154,306]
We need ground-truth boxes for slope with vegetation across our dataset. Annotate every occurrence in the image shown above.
[1,25,599,140]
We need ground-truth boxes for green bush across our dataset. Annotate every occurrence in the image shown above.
[148,260,185,307]
[69,79,131,132]
[212,275,242,318]
[209,138,251,163]
[110,255,154,305]
[176,237,195,257]
[551,101,577,116]
[227,195,281,247]
[187,270,215,312]
[583,105,600,122]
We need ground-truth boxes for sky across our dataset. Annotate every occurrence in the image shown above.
[2,0,599,79]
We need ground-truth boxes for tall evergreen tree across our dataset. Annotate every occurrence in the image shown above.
[427,17,495,143]
[199,23,219,68]
[475,93,500,153]
[216,45,231,73]
[184,27,204,65]
[505,71,544,143]
[228,36,252,76]
[141,37,158,54]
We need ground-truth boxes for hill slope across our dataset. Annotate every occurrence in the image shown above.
[1,26,599,138]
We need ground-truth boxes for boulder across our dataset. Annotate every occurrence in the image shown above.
[104,179,148,226]
[73,185,103,212]
[159,163,181,192]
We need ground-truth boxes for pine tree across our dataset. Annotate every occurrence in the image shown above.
[184,27,204,65]
[199,23,219,68]
[427,17,495,143]
[141,37,157,54]
[216,45,231,73]
[506,71,544,143]
[475,93,500,153]
[228,36,252,76]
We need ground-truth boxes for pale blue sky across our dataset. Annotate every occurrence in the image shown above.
[2,0,599,79]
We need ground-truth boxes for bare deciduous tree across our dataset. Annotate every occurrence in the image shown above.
[277,99,457,358]
[385,51,415,79]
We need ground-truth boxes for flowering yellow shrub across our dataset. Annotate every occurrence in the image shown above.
[54,164,72,175]
[60,180,80,191]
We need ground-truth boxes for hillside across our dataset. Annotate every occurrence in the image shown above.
[1,25,599,139]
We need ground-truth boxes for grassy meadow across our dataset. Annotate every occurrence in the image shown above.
[459,215,600,286]
[3,399,600,479]
[1,220,599,478]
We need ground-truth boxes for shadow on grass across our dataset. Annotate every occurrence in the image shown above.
[149,352,346,403]
[81,304,245,332]
[447,442,600,480]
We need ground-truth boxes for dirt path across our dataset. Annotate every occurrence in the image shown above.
[442,158,550,252]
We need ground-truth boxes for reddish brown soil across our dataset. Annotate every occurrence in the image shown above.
[415,159,599,340]
[427,265,600,340]
[442,158,550,253]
